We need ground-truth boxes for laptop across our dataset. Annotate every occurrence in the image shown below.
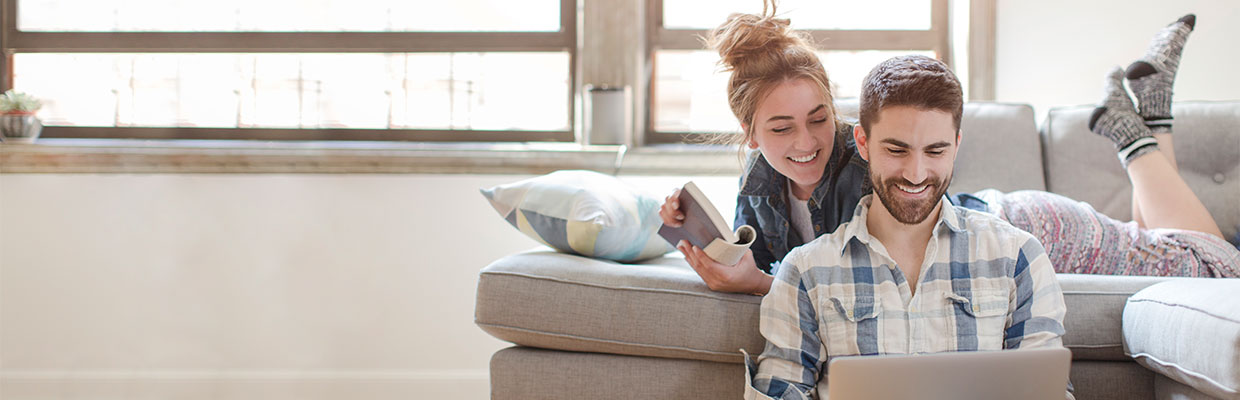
[825,347,1072,400]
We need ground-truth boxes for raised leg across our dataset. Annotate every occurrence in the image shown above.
[1124,149,1222,238]
[1088,69,1222,239]
[1126,14,1194,230]
[1130,132,1175,227]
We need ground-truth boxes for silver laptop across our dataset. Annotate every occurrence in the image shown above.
[826,347,1072,400]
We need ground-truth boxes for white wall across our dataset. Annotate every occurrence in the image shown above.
[995,0,1240,122]
[0,173,739,399]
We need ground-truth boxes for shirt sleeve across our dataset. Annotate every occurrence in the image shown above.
[1003,236,1067,350]
[744,256,825,399]
[1003,236,1074,397]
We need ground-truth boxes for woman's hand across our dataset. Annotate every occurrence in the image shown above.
[659,188,685,227]
[677,241,774,295]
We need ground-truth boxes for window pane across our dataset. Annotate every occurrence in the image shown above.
[18,0,561,32]
[663,0,931,31]
[653,51,736,133]
[653,49,935,133]
[13,53,570,131]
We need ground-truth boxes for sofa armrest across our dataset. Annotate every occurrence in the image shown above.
[1123,279,1240,399]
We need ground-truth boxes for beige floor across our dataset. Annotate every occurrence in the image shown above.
[0,372,491,399]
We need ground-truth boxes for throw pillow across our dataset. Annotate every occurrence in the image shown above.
[481,170,675,262]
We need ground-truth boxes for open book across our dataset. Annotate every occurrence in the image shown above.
[657,181,756,265]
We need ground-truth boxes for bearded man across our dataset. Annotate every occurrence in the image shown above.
[744,55,1071,400]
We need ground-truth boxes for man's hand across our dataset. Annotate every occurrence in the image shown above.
[677,241,774,295]
[659,188,685,227]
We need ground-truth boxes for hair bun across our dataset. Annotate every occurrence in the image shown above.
[707,10,810,73]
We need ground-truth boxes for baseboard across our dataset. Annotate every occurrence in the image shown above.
[0,369,490,400]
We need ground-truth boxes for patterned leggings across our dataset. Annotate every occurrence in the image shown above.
[986,190,1240,278]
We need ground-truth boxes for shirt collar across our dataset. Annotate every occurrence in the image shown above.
[838,194,965,256]
[936,196,967,234]
[838,195,875,256]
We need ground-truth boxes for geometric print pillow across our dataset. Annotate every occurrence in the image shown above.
[481,170,675,263]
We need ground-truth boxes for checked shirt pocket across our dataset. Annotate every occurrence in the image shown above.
[819,295,883,354]
[944,290,1010,350]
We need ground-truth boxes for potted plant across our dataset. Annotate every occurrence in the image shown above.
[0,89,44,143]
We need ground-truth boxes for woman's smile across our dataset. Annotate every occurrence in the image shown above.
[787,150,818,164]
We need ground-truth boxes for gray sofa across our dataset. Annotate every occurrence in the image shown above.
[476,101,1240,399]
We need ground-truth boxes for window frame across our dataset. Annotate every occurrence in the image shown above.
[0,0,578,143]
[642,0,951,144]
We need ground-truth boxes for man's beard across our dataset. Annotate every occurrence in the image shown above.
[870,172,951,225]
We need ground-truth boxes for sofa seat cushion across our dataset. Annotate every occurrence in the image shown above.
[477,251,1176,363]
[1058,274,1173,360]
[476,251,762,364]
[1124,279,1240,399]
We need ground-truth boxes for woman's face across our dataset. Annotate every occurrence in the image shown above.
[745,78,835,200]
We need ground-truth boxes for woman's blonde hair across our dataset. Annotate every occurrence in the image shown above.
[704,1,839,154]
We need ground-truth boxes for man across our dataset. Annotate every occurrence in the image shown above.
[743,55,1070,400]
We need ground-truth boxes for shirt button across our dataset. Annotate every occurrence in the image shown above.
[814,224,821,231]
[1214,173,1226,184]
[973,304,981,313]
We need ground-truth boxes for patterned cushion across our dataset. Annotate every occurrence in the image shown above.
[481,170,674,263]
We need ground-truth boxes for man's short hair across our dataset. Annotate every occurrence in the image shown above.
[858,55,963,135]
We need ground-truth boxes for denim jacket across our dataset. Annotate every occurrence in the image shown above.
[735,123,871,273]
[734,122,988,274]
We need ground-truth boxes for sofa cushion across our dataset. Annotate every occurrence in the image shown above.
[951,102,1048,194]
[476,251,1170,363]
[1123,279,1240,399]
[480,170,674,263]
[476,251,762,364]
[1042,101,1240,245]
[1058,274,1173,360]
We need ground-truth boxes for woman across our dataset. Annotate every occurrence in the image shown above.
[659,7,1238,295]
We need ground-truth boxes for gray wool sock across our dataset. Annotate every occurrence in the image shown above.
[1089,67,1159,168]
[1125,14,1195,134]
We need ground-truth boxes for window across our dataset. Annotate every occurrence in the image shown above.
[646,0,951,143]
[1,0,576,142]
[0,0,974,148]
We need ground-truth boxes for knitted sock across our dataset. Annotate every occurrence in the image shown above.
[1089,67,1158,168]
[1125,14,1195,134]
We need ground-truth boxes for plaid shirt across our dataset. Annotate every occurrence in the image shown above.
[745,195,1068,400]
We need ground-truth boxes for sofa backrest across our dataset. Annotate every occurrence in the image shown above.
[835,100,1047,194]
[953,103,1048,194]
[1042,101,1240,243]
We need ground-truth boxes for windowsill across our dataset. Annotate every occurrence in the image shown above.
[0,138,746,175]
